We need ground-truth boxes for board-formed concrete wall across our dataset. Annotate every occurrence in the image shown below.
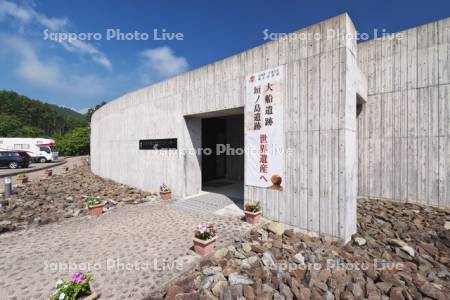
[245,16,358,242]
[357,17,450,208]
[91,13,359,242]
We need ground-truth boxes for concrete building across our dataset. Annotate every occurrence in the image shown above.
[91,13,449,242]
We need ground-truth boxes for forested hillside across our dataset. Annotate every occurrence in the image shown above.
[0,90,87,137]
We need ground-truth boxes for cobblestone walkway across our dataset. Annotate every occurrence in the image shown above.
[0,200,252,299]
[168,192,243,215]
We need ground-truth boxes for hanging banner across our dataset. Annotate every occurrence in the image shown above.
[245,65,284,190]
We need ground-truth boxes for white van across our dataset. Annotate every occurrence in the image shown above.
[0,138,58,163]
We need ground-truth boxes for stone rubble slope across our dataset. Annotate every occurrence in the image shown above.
[148,199,450,300]
[0,164,156,233]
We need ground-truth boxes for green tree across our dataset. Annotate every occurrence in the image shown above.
[86,101,106,124]
[0,90,111,156]
[0,90,88,137]
[0,114,23,136]
[55,128,90,156]
[20,126,45,137]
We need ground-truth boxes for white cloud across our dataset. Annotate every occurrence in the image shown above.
[0,0,111,70]
[4,35,106,97]
[0,0,68,30]
[37,14,68,31]
[0,0,33,23]
[60,39,112,71]
[140,46,188,81]
[6,36,61,87]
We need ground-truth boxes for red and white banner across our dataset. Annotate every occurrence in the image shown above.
[245,65,284,190]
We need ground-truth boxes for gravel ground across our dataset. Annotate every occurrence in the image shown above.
[0,156,80,187]
[151,198,450,300]
[0,160,253,299]
[0,202,252,299]
[1,161,449,300]
[0,159,153,233]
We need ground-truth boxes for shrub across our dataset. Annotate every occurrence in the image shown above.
[55,128,90,156]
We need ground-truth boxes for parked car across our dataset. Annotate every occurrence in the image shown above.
[0,137,58,163]
[0,151,31,169]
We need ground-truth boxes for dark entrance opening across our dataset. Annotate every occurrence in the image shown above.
[201,113,244,205]
[202,118,227,181]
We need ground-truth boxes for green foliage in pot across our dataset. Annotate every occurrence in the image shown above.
[86,198,101,207]
[244,201,261,213]
[51,272,93,300]
[194,224,217,240]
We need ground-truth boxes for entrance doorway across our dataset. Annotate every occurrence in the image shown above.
[201,113,244,205]
[202,117,227,181]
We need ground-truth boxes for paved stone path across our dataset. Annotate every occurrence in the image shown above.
[0,199,252,299]
[169,192,244,215]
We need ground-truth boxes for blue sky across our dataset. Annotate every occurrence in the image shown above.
[0,0,449,113]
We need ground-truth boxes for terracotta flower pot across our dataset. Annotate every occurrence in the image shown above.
[16,177,28,184]
[88,202,106,217]
[160,191,172,200]
[244,210,262,224]
[193,236,217,256]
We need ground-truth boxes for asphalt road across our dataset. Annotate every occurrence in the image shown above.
[0,160,65,177]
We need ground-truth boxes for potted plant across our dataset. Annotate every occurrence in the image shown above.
[16,173,28,184]
[193,224,217,256]
[159,183,172,200]
[51,272,98,300]
[44,169,53,177]
[86,198,106,217]
[244,201,262,224]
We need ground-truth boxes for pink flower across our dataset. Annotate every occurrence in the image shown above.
[196,225,206,234]
[71,272,84,284]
